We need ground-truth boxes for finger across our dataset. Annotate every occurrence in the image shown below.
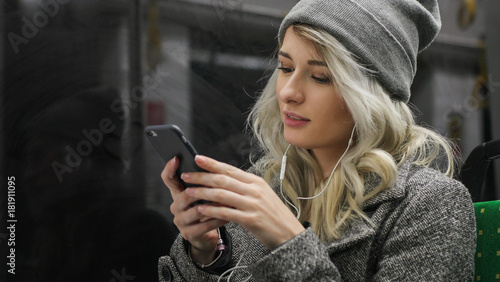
[172,201,211,227]
[170,189,205,214]
[197,203,248,225]
[181,172,245,195]
[199,216,212,222]
[180,218,228,245]
[161,157,184,196]
[186,187,249,209]
[194,155,256,184]
[193,218,228,234]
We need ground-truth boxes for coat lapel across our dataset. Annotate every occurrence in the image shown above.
[327,159,414,253]
[327,217,375,253]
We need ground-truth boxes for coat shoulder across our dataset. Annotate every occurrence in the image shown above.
[404,165,472,205]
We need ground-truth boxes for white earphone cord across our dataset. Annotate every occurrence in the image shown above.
[217,228,252,282]
[220,126,356,281]
[280,125,356,219]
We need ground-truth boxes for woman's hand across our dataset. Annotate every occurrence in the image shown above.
[181,155,305,250]
[161,157,228,265]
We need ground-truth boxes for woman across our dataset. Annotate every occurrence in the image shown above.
[158,0,476,280]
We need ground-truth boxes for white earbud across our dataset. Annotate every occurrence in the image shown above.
[280,146,291,180]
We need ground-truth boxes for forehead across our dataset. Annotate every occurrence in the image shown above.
[280,27,323,61]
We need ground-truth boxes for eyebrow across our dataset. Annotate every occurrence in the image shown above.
[278,51,327,67]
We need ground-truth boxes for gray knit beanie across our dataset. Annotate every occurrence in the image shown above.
[278,0,441,103]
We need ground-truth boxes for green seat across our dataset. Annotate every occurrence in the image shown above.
[473,200,500,281]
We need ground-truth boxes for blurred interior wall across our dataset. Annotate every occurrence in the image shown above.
[0,1,174,281]
[411,0,498,199]
[485,0,500,197]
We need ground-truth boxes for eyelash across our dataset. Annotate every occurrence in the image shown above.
[277,66,293,74]
[312,75,331,84]
[278,66,332,85]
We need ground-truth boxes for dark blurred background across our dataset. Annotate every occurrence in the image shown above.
[0,0,499,281]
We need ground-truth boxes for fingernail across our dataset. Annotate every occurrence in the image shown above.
[195,155,206,164]
[181,173,190,180]
[170,156,177,165]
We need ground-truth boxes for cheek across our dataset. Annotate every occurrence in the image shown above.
[329,94,351,120]
[338,100,353,122]
[317,96,353,132]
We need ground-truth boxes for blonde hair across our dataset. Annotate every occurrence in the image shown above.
[248,24,456,243]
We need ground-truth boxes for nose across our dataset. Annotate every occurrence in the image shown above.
[277,72,305,104]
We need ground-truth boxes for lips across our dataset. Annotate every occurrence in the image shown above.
[284,110,310,127]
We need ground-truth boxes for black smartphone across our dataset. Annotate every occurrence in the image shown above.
[145,124,206,188]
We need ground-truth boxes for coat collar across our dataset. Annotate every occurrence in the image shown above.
[328,158,414,252]
[327,216,375,252]
[265,156,415,252]
[363,157,413,209]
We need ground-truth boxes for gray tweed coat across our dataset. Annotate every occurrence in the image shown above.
[158,159,476,281]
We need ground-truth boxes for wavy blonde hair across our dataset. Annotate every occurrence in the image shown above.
[247,24,456,243]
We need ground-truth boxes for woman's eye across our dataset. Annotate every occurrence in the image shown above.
[312,75,331,84]
[277,66,294,74]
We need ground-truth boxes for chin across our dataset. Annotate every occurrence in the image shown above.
[284,135,311,150]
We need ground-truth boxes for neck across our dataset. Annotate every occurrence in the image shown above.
[311,146,348,179]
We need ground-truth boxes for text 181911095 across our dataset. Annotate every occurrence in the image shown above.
[7,176,16,275]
